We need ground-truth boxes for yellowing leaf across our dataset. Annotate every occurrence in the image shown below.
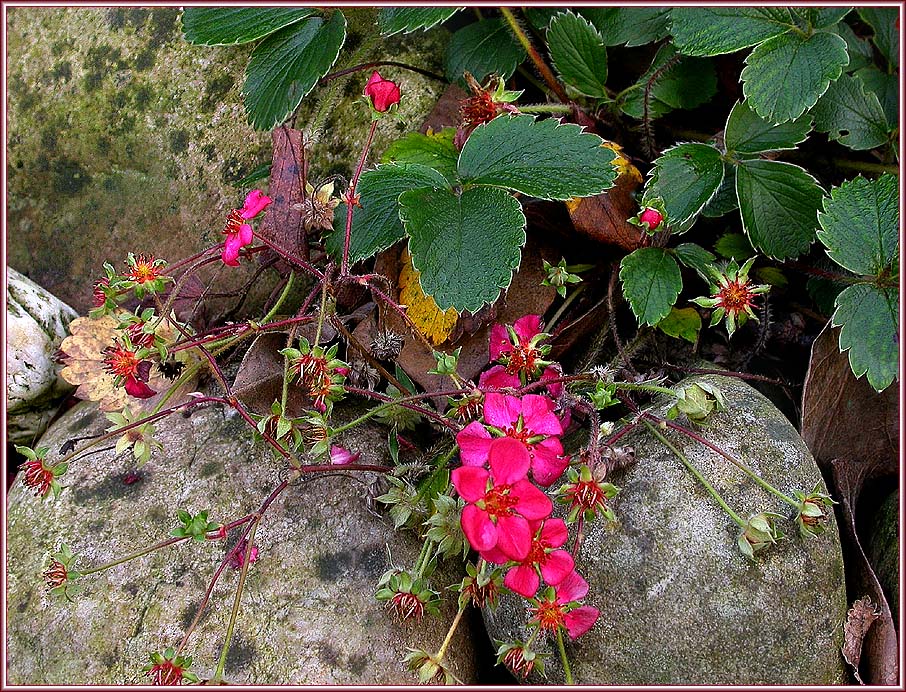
[398,250,458,345]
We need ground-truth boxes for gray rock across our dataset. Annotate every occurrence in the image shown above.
[483,374,848,685]
[867,487,899,616]
[6,398,477,684]
[6,266,78,444]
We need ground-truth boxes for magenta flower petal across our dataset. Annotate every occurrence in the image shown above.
[457,421,494,466]
[363,70,401,112]
[504,564,540,598]
[510,479,553,520]
[484,393,521,428]
[222,233,242,266]
[239,223,254,246]
[451,466,490,503]
[241,189,272,218]
[489,323,510,361]
[540,366,563,398]
[495,513,532,560]
[487,437,530,485]
[555,570,589,604]
[564,606,599,639]
[540,549,575,586]
[124,376,156,399]
[513,314,542,343]
[461,503,497,552]
[329,445,360,465]
[530,439,568,487]
[521,395,562,435]
[478,364,520,390]
[540,518,568,547]
[479,545,509,565]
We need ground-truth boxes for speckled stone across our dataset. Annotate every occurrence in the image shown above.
[6,266,78,444]
[483,374,848,685]
[6,398,477,685]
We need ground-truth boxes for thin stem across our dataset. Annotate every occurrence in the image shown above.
[546,283,586,333]
[342,120,379,275]
[518,103,573,114]
[500,8,570,104]
[79,535,192,575]
[556,627,573,685]
[332,390,460,434]
[641,419,745,527]
[313,275,330,346]
[614,381,677,398]
[262,271,296,324]
[436,601,468,661]
[253,233,325,280]
[320,60,445,85]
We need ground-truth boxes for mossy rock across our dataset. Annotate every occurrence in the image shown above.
[866,487,899,617]
[6,397,477,684]
[483,374,848,685]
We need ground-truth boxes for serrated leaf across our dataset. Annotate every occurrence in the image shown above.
[445,18,526,85]
[858,7,899,68]
[817,174,899,275]
[381,129,459,183]
[736,159,823,259]
[658,307,702,343]
[835,21,875,71]
[621,44,717,120]
[458,114,617,200]
[242,12,346,131]
[670,7,795,57]
[644,143,724,228]
[724,99,812,154]
[701,165,739,218]
[181,8,316,45]
[378,7,461,36]
[855,67,898,126]
[793,7,852,30]
[399,187,526,312]
[673,242,716,279]
[619,248,683,326]
[398,250,458,345]
[548,11,609,97]
[741,30,849,123]
[811,72,891,150]
[580,7,670,47]
[714,232,755,260]
[832,284,898,392]
[326,164,449,263]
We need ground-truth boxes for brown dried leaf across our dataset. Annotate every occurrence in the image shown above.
[232,332,307,417]
[419,83,467,135]
[257,126,307,262]
[842,596,881,683]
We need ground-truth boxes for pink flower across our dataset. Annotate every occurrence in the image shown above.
[529,570,600,640]
[103,344,156,399]
[329,445,360,465]
[483,518,575,598]
[451,437,552,560]
[364,71,401,112]
[228,539,259,570]
[490,314,542,362]
[222,189,271,266]
[457,394,568,487]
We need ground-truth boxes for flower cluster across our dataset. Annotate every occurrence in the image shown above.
[89,258,172,319]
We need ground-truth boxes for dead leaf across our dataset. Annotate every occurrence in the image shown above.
[842,596,881,683]
[232,332,307,417]
[257,126,307,264]
[398,249,458,345]
[419,83,467,135]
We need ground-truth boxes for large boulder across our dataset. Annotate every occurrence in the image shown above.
[6,267,78,444]
[6,397,477,684]
[483,374,848,685]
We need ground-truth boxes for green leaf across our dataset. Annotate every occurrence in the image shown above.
[858,7,899,68]
[714,232,754,260]
[736,159,823,259]
[399,187,526,313]
[619,248,683,326]
[741,30,849,123]
[724,99,812,154]
[378,7,461,36]
[793,7,852,30]
[817,174,899,275]
[445,18,526,85]
[381,129,459,183]
[855,67,898,126]
[669,8,795,57]
[547,11,609,98]
[580,7,670,47]
[620,45,717,120]
[181,8,316,45]
[242,12,346,131]
[835,21,875,71]
[832,284,898,392]
[658,307,702,343]
[674,242,716,279]
[326,163,449,263]
[811,72,891,150]
[457,114,617,200]
[701,165,739,218]
[644,143,724,228]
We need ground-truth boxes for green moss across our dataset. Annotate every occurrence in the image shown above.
[134,48,155,71]
[147,8,179,46]
[51,157,90,194]
[169,129,190,154]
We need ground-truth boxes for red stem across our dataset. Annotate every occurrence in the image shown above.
[342,120,379,275]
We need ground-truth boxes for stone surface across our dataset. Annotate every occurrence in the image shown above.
[6,266,78,444]
[867,487,899,616]
[6,397,477,685]
[483,374,849,685]
[7,7,448,314]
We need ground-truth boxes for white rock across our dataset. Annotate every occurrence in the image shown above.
[6,266,78,444]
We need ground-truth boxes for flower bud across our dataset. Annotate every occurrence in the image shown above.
[363,71,401,113]
[639,207,664,230]
[737,512,784,558]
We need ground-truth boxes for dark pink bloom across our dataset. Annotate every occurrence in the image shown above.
[490,314,542,362]
[478,364,520,390]
[452,437,552,560]
[228,539,259,570]
[483,518,574,598]
[529,570,599,639]
[364,71,401,112]
[330,445,360,465]
[457,394,568,487]
[222,189,271,266]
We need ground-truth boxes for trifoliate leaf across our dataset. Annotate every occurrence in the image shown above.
[242,12,346,130]
[736,159,823,259]
[619,248,683,326]
[378,7,462,36]
[701,165,739,218]
[620,44,717,120]
[181,8,316,45]
[457,114,617,200]
[724,99,812,154]
[741,30,849,123]
[855,67,898,127]
[644,143,724,228]
[657,307,702,343]
[326,164,449,263]
[811,72,891,150]
[580,7,670,47]
[714,232,755,260]
[858,7,899,68]
[399,187,526,313]
[670,7,795,56]
[673,243,716,279]
[817,174,899,276]
[445,18,526,85]
[832,284,898,392]
[548,11,609,98]
[381,129,459,183]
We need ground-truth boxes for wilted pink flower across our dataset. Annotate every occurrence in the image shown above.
[228,538,259,570]
[222,189,271,266]
[529,570,599,639]
[329,445,360,465]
